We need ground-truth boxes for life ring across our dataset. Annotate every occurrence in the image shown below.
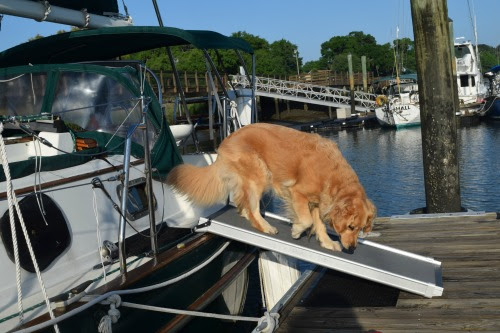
[375,95,388,106]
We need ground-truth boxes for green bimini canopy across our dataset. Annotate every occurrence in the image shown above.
[0,63,182,179]
[0,26,254,67]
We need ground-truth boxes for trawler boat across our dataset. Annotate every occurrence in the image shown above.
[454,40,486,106]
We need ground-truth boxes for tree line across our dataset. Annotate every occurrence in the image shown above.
[31,29,499,78]
[124,30,499,78]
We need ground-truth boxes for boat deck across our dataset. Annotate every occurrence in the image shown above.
[276,212,500,333]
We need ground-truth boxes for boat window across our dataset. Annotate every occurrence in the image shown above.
[0,193,71,272]
[116,177,157,221]
[471,76,475,87]
[460,75,469,87]
[0,73,47,117]
[52,71,142,133]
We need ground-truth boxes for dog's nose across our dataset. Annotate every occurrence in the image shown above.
[344,245,356,254]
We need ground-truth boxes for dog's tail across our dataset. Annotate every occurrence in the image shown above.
[166,162,228,205]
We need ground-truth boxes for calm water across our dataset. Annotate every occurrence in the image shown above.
[318,121,500,217]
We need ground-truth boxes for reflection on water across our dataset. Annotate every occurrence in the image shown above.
[265,122,500,218]
[322,122,500,216]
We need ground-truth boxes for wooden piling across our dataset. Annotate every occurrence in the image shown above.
[274,98,280,120]
[195,71,199,93]
[361,56,368,93]
[410,0,461,213]
[448,19,461,116]
[160,70,165,94]
[348,54,355,115]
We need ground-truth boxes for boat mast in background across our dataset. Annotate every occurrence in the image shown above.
[467,0,481,72]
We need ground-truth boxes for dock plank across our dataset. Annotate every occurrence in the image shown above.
[277,212,500,332]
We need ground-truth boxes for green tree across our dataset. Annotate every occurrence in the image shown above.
[302,60,323,73]
[28,34,44,41]
[478,44,499,71]
[319,31,395,76]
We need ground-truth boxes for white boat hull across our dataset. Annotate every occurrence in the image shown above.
[375,103,421,128]
[0,153,224,332]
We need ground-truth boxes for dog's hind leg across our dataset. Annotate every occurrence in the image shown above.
[233,179,278,234]
[311,207,341,251]
[288,190,314,239]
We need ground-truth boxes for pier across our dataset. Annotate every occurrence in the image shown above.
[231,74,377,112]
[276,212,500,332]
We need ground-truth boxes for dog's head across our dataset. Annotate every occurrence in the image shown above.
[323,196,376,252]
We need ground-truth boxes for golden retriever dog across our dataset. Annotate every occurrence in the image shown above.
[166,123,376,251]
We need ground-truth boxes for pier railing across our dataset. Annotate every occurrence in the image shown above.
[231,74,378,111]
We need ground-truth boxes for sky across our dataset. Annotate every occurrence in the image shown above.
[0,0,498,63]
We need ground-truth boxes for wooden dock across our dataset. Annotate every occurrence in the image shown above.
[276,212,500,332]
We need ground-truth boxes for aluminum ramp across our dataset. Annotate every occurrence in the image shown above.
[196,205,443,298]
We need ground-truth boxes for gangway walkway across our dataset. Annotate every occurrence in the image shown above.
[231,74,378,112]
[196,205,443,298]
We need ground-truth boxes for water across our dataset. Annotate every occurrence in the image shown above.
[315,121,500,217]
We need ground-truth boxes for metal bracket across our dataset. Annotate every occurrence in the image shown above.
[193,219,212,231]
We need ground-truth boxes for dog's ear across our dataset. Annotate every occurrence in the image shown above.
[329,199,354,232]
[363,199,376,233]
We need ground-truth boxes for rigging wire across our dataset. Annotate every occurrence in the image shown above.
[32,137,49,226]
[12,241,233,333]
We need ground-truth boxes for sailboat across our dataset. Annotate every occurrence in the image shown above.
[0,14,264,332]
[374,26,421,128]
[375,39,485,128]
[374,76,421,128]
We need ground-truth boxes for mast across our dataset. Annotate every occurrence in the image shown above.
[394,26,401,94]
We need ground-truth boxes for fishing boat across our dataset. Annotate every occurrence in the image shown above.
[0,24,265,332]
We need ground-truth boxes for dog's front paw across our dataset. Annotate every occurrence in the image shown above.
[320,239,342,251]
[264,225,278,235]
[291,224,304,239]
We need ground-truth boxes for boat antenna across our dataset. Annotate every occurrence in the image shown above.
[152,0,164,27]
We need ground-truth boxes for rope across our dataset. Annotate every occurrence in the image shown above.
[97,298,281,333]
[92,188,108,281]
[32,137,49,226]
[0,123,60,333]
[98,295,121,333]
[0,125,25,324]
[12,241,231,333]
[36,1,51,22]
[81,8,90,28]
[121,301,261,322]
[230,100,242,131]
[253,311,280,333]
